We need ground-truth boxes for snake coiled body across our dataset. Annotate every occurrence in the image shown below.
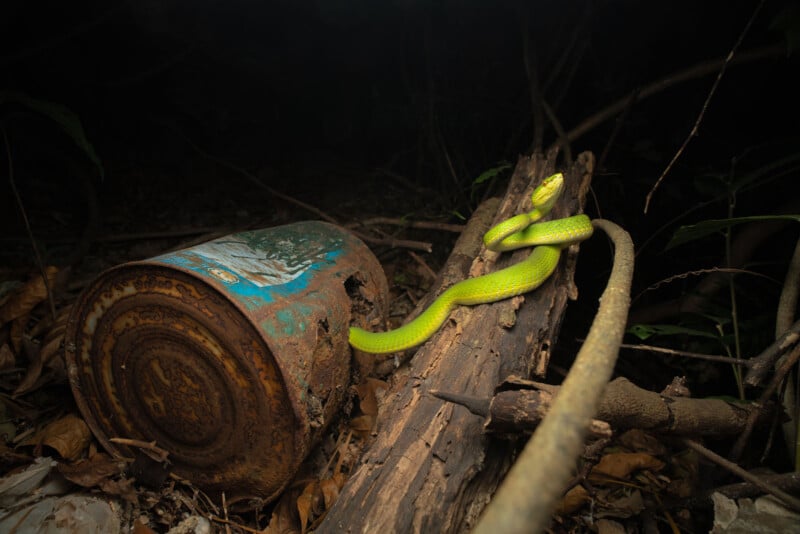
[349,174,593,354]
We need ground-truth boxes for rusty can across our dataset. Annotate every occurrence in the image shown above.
[64,221,387,505]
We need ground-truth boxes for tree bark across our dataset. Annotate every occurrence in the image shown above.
[444,376,772,439]
[316,151,595,533]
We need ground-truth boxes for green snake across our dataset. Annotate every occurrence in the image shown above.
[348,173,594,354]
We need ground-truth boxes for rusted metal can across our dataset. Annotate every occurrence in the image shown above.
[64,221,387,505]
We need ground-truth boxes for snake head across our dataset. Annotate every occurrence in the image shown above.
[530,173,565,212]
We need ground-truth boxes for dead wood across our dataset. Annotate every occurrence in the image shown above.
[596,377,771,437]
[432,376,771,439]
[316,151,594,534]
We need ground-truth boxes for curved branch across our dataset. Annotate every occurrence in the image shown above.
[776,234,800,466]
[777,236,800,338]
[558,45,785,149]
[473,219,634,534]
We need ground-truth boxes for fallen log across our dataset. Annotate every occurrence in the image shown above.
[317,151,595,533]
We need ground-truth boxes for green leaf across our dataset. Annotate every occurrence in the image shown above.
[0,91,104,179]
[666,215,800,250]
[627,323,720,341]
[473,161,511,185]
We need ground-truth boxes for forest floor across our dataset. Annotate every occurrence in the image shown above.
[2,146,799,533]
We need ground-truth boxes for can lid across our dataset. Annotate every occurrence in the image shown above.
[64,265,302,502]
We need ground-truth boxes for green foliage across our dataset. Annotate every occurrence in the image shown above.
[637,147,800,400]
[627,323,722,341]
[472,161,512,185]
[467,160,512,206]
[667,150,800,249]
[0,91,104,179]
[666,214,800,250]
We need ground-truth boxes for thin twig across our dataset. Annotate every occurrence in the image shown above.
[745,318,800,387]
[561,44,783,151]
[683,438,800,513]
[542,99,572,164]
[158,118,340,225]
[596,91,639,173]
[221,492,232,534]
[644,0,766,213]
[407,250,437,281]
[108,437,170,463]
[371,167,438,198]
[208,515,263,534]
[731,343,800,463]
[361,235,432,253]
[348,217,464,233]
[617,342,754,367]
[521,11,543,153]
[158,120,434,252]
[631,266,775,305]
[541,7,589,97]
[2,128,56,320]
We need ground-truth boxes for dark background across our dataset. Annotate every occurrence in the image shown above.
[2,0,799,395]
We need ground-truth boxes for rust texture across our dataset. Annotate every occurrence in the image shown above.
[64,221,388,504]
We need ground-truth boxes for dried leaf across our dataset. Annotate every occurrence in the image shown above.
[296,481,318,534]
[0,267,58,325]
[590,452,665,482]
[352,349,376,379]
[595,489,645,519]
[23,413,91,461]
[262,488,301,534]
[331,433,357,475]
[99,476,138,504]
[14,337,44,396]
[596,518,627,534]
[348,414,375,439]
[319,477,340,510]
[133,517,158,534]
[40,336,65,376]
[554,485,590,516]
[58,452,125,487]
[353,378,388,417]
[39,306,69,368]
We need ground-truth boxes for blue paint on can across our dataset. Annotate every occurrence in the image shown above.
[153,224,346,310]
